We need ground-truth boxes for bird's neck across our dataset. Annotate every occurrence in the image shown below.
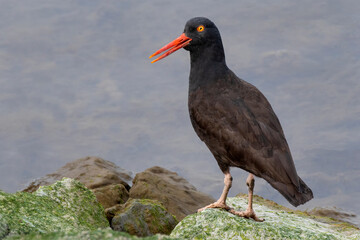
[188,44,229,91]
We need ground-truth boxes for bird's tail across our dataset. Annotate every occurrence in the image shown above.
[269,177,313,207]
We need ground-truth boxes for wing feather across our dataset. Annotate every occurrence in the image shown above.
[189,71,299,188]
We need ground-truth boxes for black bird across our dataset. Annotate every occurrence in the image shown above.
[149,17,313,221]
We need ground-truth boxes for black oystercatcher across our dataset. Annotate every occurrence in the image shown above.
[149,17,313,221]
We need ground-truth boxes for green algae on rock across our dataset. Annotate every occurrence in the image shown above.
[170,196,360,240]
[5,228,180,240]
[0,214,9,239]
[111,199,178,237]
[0,178,109,238]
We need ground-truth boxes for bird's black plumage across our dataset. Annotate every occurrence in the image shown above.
[150,17,313,211]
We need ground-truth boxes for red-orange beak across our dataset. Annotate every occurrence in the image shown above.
[149,33,192,63]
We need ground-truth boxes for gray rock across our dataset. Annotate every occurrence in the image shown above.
[111,198,178,237]
[129,166,215,221]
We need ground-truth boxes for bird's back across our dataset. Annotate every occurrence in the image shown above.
[188,69,313,206]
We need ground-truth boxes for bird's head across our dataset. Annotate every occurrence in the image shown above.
[149,17,222,63]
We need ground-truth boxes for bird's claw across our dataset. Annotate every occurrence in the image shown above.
[197,201,231,212]
[197,202,264,222]
[229,209,265,222]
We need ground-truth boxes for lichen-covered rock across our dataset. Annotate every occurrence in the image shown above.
[23,156,133,192]
[170,196,360,240]
[0,214,9,239]
[5,228,180,240]
[0,178,109,238]
[93,183,129,209]
[129,166,215,221]
[111,198,178,237]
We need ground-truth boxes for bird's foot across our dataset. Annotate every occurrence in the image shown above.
[197,201,231,212]
[229,208,265,222]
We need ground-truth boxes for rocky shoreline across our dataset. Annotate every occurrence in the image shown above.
[1,157,359,239]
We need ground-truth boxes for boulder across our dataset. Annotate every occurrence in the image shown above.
[92,183,129,209]
[22,156,133,192]
[170,196,360,240]
[111,198,178,237]
[129,166,215,221]
[0,178,109,238]
[22,157,133,210]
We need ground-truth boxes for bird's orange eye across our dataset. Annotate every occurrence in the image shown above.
[197,25,205,32]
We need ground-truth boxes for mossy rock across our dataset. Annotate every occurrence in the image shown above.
[112,199,178,237]
[5,228,180,240]
[0,178,109,239]
[0,215,9,239]
[170,196,360,240]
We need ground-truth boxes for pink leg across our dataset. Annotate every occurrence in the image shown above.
[230,173,264,222]
[198,170,232,212]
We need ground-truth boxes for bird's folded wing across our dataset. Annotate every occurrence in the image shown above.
[189,75,300,187]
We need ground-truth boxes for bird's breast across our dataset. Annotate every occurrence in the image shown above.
[188,87,213,139]
[188,86,232,143]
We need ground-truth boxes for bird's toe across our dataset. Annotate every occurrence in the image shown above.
[197,201,231,212]
[229,209,265,222]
